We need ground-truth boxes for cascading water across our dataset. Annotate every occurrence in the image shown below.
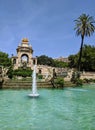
[28,65,39,97]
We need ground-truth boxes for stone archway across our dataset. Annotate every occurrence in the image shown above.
[13,59,16,64]
[21,54,29,69]
[21,54,29,63]
[11,38,37,70]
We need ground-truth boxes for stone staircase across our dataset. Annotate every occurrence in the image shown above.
[2,80,52,89]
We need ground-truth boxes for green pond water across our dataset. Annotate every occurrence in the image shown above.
[0,84,95,130]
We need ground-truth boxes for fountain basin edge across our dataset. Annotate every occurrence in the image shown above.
[28,93,39,98]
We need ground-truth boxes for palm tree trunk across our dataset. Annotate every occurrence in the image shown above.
[78,35,84,71]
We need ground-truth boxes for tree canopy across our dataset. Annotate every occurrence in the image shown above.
[74,14,95,70]
[68,44,95,71]
[37,55,68,68]
[0,51,11,67]
[37,55,55,66]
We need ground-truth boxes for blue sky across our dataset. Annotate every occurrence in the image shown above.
[0,0,95,58]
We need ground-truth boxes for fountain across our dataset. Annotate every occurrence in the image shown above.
[28,65,39,97]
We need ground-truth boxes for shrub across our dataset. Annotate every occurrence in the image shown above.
[83,78,90,83]
[93,79,95,82]
[75,79,83,86]
[13,68,33,77]
[71,71,81,83]
[89,78,94,82]
[37,74,43,79]
[71,71,83,86]
[7,66,13,79]
[55,77,64,88]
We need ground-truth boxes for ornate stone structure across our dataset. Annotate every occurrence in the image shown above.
[11,38,69,80]
[11,38,37,70]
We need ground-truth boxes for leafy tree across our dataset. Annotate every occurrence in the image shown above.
[68,54,78,68]
[81,45,95,71]
[68,44,95,71]
[74,14,95,71]
[37,55,55,66]
[0,51,12,67]
[37,55,68,68]
[54,60,68,68]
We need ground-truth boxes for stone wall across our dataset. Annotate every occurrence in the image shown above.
[81,72,95,80]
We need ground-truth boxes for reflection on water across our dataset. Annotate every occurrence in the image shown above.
[0,85,95,130]
[66,88,88,92]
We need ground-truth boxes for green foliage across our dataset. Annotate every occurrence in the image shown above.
[7,66,13,79]
[93,79,95,83]
[55,77,64,88]
[0,51,12,67]
[37,55,55,66]
[68,54,79,68]
[37,55,68,68]
[81,45,95,71]
[75,79,83,86]
[74,14,95,37]
[13,68,33,77]
[71,71,80,83]
[71,71,83,86]
[69,44,95,71]
[54,60,68,68]
[37,74,43,79]
[74,14,95,71]
[0,51,12,79]
[83,78,95,83]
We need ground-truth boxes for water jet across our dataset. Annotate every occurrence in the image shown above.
[28,65,39,97]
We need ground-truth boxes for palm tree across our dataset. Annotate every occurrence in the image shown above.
[74,14,95,71]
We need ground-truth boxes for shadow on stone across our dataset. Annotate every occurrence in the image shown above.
[0,82,3,89]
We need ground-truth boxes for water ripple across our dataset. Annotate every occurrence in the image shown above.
[0,87,95,130]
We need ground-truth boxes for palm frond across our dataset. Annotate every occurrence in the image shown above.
[74,13,95,37]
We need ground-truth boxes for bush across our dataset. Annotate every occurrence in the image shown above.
[55,77,64,88]
[75,79,83,86]
[89,78,94,82]
[71,71,81,83]
[7,66,13,79]
[83,78,95,83]
[83,78,90,83]
[71,71,83,86]
[13,68,33,77]
[37,74,43,79]
[93,79,95,82]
